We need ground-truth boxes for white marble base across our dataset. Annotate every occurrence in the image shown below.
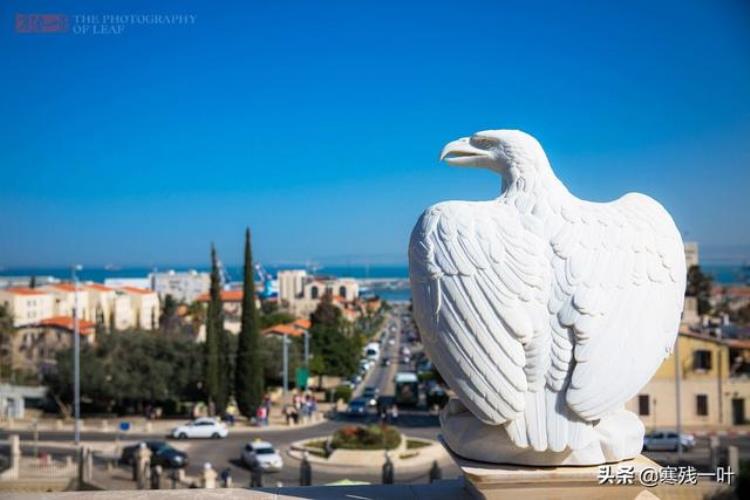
[441,399,644,466]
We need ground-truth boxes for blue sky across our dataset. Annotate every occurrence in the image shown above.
[1,0,749,267]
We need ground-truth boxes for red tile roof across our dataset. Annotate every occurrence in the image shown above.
[38,316,95,335]
[293,319,311,330]
[52,283,78,292]
[87,283,114,292]
[197,290,243,302]
[263,323,304,337]
[4,287,47,296]
[121,286,154,295]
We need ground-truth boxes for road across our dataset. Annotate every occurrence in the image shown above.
[2,305,458,487]
[4,304,748,487]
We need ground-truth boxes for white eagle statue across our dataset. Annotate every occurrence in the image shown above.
[409,129,686,465]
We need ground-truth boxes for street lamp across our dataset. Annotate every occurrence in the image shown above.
[282,332,289,397]
[71,264,83,446]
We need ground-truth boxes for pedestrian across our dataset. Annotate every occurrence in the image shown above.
[220,467,232,488]
[256,405,267,427]
[390,404,399,424]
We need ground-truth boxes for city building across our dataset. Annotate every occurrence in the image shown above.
[42,284,92,322]
[278,270,307,305]
[10,316,96,378]
[626,327,750,428]
[195,290,245,340]
[120,287,160,330]
[0,288,54,327]
[150,270,210,303]
[86,283,117,328]
[0,384,47,419]
[684,241,699,269]
[278,269,360,317]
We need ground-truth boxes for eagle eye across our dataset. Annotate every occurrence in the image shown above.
[470,136,496,150]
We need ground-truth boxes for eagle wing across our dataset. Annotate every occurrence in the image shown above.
[551,193,686,421]
[409,200,551,425]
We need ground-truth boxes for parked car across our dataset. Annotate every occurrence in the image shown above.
[347,397,368,417]
[171,418,228,439]
[362,386,379,407]
[643,431,696,451]
[241,439,283,472]
[120,441,188,468]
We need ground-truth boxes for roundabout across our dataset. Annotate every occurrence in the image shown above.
[287,424,449,473]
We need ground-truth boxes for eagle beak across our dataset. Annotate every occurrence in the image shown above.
[440,137,493,167]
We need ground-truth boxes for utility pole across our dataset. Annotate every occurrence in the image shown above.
[674,334,683,462]
[282,332,289,396]
[72,265,82,446]
[304,329,310,368]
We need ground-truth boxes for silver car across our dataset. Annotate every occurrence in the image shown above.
[643,431,696,451]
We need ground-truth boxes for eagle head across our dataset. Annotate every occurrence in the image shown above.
[440,129,549,184]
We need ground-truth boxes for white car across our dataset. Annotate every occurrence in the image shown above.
[242,440,283,472]
[171,418,228,439]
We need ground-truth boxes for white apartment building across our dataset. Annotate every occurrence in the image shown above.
[0,288,54,327]
[685,241,699,269]
[278,270,307,304]
[120,286,160,330]
[150,270,210,303]
[41,284,91,322]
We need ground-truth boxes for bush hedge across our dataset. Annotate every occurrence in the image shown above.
[332,385,353,403]
[331,424,401,450]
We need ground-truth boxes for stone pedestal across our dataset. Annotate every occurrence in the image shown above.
[457,453,661,499]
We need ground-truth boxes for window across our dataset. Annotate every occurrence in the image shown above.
[339,286,347,299]
[638,394,650,416]
[696,394,709,416]
[310,286,319,299]
[693,350,712,371]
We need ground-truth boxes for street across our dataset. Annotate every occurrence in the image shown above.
[3,305,748,489]
[1,305,461,488]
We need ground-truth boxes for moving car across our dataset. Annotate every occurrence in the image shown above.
[643,431,696,451]
[380,356,391,367]
[242,439,283,472]
[120,441,188,468]
[346,397,368,417]
[362,386,379,407]
[171,417,228,439]
[394,372,420,406]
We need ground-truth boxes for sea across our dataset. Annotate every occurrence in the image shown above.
[1,264,747,303]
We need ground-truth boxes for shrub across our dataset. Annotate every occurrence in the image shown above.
[330,424,401,450]
[333,385,353,403]
[406,439,431,449]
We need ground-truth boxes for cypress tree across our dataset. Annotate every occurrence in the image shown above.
[235,228,264,418]
[204,244,225,414]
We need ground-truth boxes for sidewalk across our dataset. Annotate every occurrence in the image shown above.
[0,403,333,437]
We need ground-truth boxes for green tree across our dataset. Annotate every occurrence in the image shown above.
[29,275,37,289]
[46,330,203,415]
[309,294,358,377]
[235,229,264,418]
[160,294,180,336]
[205,244,228,414]
[258,311,296,329]
[0,305,14,382]
[686,265,713,316]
